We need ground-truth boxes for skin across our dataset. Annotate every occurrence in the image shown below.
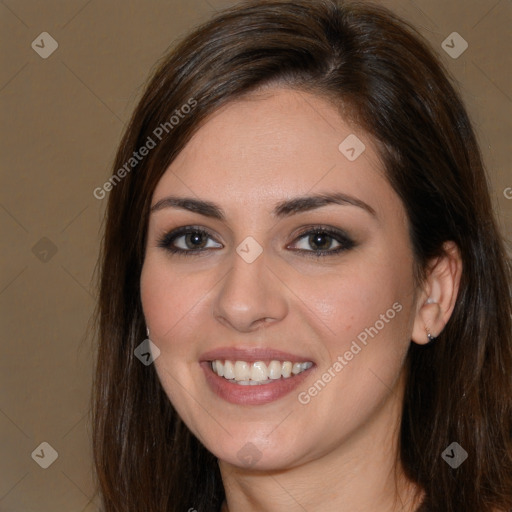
[140,88,462,511]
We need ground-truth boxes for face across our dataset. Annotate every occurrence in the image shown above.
[140,88,419,471]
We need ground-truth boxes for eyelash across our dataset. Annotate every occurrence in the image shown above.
[156,225,356,258]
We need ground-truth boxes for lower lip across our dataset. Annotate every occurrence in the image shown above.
[201,362,314,405]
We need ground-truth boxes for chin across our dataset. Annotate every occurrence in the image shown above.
[201,424,312,471]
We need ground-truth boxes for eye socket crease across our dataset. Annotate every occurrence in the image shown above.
[150,192,377,221]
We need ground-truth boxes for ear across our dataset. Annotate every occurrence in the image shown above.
[412,241,462,345]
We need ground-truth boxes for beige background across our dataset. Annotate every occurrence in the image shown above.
[0,0,510,510]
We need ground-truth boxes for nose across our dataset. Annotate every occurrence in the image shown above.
[212,250,288,333]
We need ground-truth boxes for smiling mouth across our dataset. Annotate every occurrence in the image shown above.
[210,359,314,385]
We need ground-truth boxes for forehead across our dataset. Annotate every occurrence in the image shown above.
[152,88,396,218]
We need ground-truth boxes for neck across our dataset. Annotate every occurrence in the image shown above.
[218,375,424,512]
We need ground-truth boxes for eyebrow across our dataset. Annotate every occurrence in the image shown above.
[150,192,377,220]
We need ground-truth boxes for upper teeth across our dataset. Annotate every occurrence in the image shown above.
[211,360,313,384]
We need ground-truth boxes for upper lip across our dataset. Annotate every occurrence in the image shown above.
[200,347,314,363]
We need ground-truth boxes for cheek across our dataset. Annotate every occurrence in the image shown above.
[140,259,205,419]
[140,258,201,347]
[289,253,412,355]
[293,268,412,439]
[315,260,413,407]
[343,247,413,335]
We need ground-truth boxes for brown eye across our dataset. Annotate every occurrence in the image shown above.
[307,232,336,251]
[288,226,355,257]
[157,226,223,255]
[183,231,209,250]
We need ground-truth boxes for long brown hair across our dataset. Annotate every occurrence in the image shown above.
[93,1,512,510]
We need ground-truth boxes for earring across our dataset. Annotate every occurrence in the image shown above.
[146,326,150,339]
[425,327,437,343]
[426,297,436,304]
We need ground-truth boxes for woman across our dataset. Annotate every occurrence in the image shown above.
[93,1,512,511]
